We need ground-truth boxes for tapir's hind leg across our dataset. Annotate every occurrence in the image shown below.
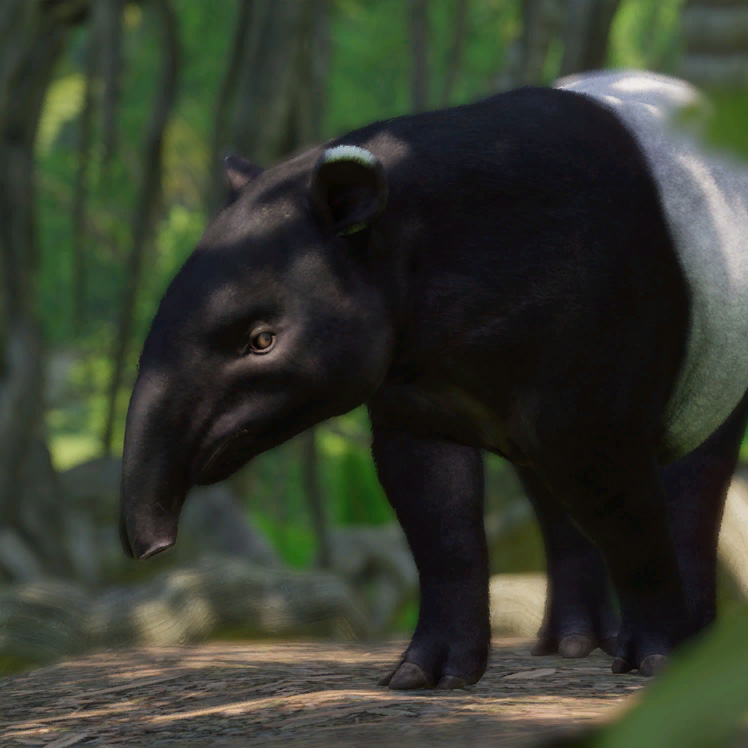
[524,389,748,666]
[662,389,748,631]
[517,467,619,659]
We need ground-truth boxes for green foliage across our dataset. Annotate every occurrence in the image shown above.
[609,0,686,72]
[328,0,518,136]
[587,605,748,748]
[318,418,393,527]
[701,91,748,162]
[0,654,36,677]
[251,513,317,569]
[36,72,86,155]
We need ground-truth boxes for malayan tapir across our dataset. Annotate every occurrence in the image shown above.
[119,70,748,689]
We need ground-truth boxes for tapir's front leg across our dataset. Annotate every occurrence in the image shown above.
[371,428,490,690]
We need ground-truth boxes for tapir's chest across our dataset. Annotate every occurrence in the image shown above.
[560,75,748,460]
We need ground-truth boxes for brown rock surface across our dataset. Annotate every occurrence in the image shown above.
[0,638,646,747]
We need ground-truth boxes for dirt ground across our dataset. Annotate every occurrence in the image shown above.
[0,638,647,747]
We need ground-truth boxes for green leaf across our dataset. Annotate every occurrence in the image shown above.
[592,606,748,748]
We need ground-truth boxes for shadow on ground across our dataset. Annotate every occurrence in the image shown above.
[0,638,646,747]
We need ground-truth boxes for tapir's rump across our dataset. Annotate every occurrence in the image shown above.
[559,71,748,459]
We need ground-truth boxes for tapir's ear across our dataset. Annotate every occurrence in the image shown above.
[224,154,263,193]
[309,145,388,236]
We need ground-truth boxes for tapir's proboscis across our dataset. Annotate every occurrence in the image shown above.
[120,71,748,689]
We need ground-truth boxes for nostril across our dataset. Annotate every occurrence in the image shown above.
[137,538,174,560]
[119,515,135,559]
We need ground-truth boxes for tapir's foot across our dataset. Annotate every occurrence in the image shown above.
[609,624,675,677]
[607,601,694,677]
[612,652,667,677]
[532,631,618,659]
[379,634,489,690]
[531,600,619,660]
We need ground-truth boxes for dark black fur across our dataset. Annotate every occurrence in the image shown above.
[120,86,737,686]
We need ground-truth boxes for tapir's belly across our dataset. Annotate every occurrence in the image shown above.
[558,71,748,460]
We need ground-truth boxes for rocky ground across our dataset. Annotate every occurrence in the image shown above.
[0,638,647,747]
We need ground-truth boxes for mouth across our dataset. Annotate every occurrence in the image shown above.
[192,430,253,485]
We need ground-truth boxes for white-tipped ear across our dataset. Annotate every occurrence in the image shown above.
[224,154,263,193]
[309,145,388,236]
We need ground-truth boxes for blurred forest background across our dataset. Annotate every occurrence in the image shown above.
[2,0,748,674]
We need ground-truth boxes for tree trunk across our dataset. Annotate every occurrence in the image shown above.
[441,0,469,106]
[71,25,97,337]
[0,0,87,582]
[95,0,125,165]
[680,0,748,88]
[499,0,620,90]
[409,0,430,111]
[207,0,254,210]
[558,0,622,78]
[101,0,178,454]
[301,429,331,569]
[497,0,563,89]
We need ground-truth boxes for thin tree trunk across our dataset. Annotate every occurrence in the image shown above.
[442,0,469,106]
[0,0,84,581]
[207,0,254,210]
[71,26,96,336]
[301,429,331,568]
[231,0,308,164]
[497,0,563,89]
[558,0,622,77]
[101,0,178,454]
[680,0,748,88]
[409,0,429,111]
[96,0,124,165]
[294,0,330,149]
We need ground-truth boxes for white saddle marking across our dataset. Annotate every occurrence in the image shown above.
[557,70,748,459]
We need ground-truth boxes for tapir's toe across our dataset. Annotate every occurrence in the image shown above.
[611,656,634,674]
[558,633,597,659]
[385,661,435,690]
[638,653,668,677]
[378,629,488,691]
[436,675,469,690]
[611,654,667,676]
[379,658,478,691]
[532,631,617,659]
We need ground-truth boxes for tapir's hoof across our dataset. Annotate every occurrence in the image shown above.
[436,675,469,690]
[638,654,667,677]
[558,634,597,659]
[384,661,435,690]
[612,652,667,676]
[532,632,617,658]
[611,656,634,674]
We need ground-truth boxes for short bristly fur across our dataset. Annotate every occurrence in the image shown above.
[120,71,748,687]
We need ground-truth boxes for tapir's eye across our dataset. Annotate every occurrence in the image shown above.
[248,330,276,354]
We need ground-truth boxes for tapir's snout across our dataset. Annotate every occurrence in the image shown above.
[119,504,179,560]
[119,370,189,561]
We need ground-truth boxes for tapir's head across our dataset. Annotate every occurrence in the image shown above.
[120,145,395,559]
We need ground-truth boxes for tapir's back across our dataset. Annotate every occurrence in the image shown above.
[558,70,748,460]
